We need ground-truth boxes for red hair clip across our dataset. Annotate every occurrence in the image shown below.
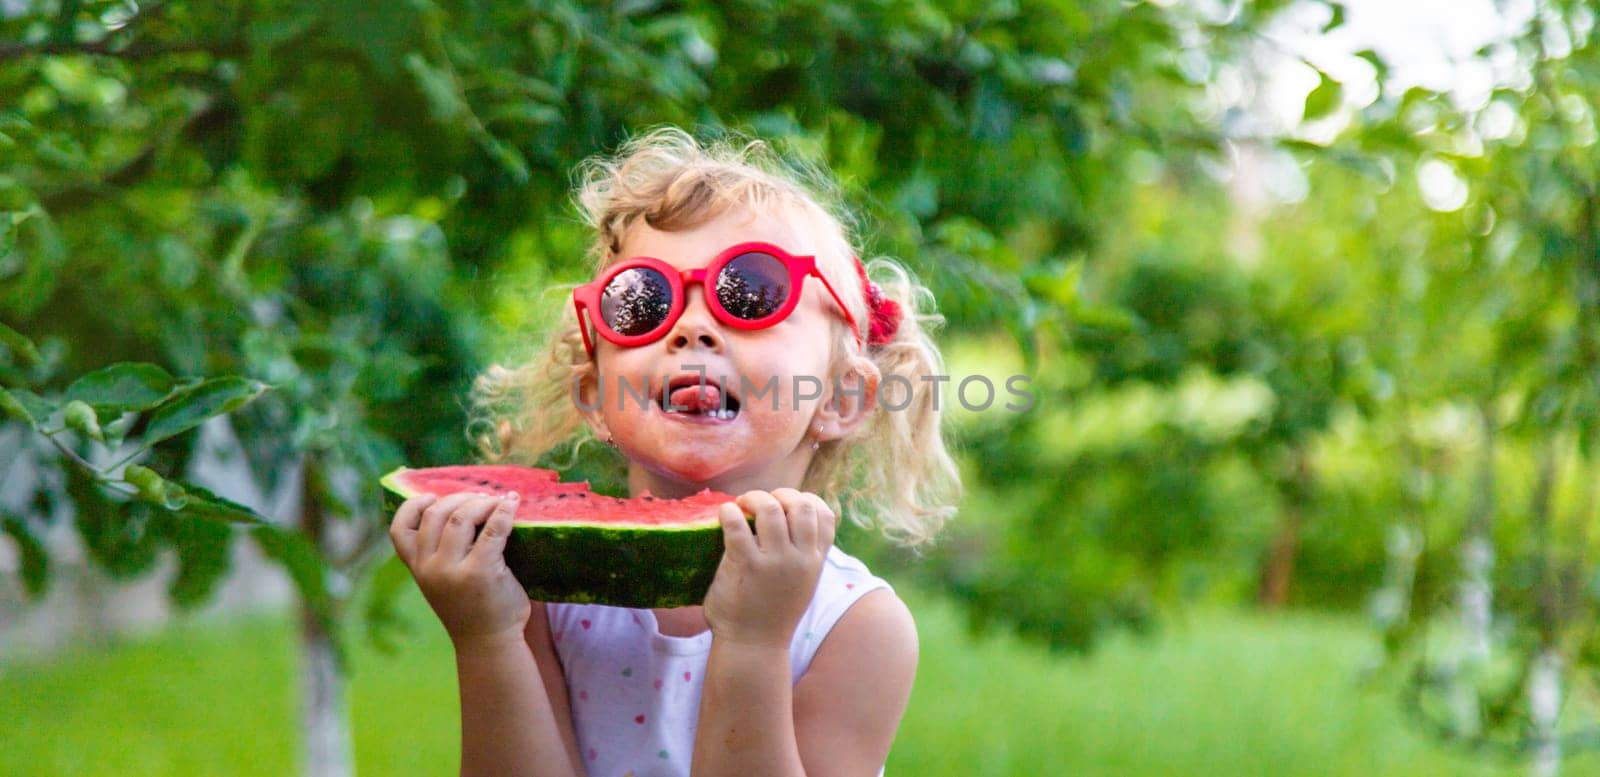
[853,256,902,347]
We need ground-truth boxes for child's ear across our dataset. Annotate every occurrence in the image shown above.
[815,356,880,442]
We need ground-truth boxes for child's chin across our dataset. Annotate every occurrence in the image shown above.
[639,446,742,487]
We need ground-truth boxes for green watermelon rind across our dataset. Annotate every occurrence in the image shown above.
[380,466,737,608]
[503,523,723,608]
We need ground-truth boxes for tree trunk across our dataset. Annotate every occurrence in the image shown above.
[299,603,353,777]
[1529,648,1562,777]
[1259,447,1312,609]
[1458,400,1497,664]
[297,456,353,777]
[1526,438,1562,777]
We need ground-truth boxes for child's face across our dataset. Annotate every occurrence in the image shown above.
[581,204,850,495]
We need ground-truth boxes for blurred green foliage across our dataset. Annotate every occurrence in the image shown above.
[0,0,1288,636]
[5,0,1600,766]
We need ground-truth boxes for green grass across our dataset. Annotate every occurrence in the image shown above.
[2,582,1586,776]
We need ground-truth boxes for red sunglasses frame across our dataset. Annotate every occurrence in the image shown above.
[573,241,862,358]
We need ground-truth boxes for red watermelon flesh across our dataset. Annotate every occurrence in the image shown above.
[382,464,591,502]
[381,465,734,527]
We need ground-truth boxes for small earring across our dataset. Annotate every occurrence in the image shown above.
[811,423,823,451]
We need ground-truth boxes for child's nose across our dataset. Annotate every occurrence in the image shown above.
[666,285,725,352]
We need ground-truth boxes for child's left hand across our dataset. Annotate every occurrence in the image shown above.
[703,488,838,650]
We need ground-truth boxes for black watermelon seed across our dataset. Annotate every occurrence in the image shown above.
[556,493,567,499]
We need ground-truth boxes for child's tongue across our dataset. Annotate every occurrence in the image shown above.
[669,384,723,412]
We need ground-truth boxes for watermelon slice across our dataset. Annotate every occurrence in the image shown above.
[380,465,741,608]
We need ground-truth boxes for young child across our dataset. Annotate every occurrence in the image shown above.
[388,127,961,777]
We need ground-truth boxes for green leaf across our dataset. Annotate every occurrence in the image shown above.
[6,388,54,426]
[1024,262,1083,307]
[155,509,234,609]
[0,321,40,368]
[2,513,49,598]
[1354,48,1389,80]
[1321,2,1345,32]
[405,54,465,121]
[1280,138,1329,153]
[1303,71,1343,123]
[179,482,273,525]
[67,467,161,579]
[143,378,269,447]
[363,554,415,655]
[477,132,531,184]
[1073,301,1138,332]
[0,388,32,425]
[483,103,563,126]
[1,207,36,268]
[64,362,186,412]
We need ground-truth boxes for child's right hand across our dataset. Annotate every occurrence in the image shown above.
[389,492,531,649]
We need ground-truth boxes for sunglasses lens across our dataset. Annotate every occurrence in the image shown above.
[716,252,791,321]
[600,267,673,336]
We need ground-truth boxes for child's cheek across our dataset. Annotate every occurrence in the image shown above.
[603,404,650,437]
[740,376,813,442]
[744,401,801,441]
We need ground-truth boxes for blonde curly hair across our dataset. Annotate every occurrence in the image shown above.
[470,127,960,548]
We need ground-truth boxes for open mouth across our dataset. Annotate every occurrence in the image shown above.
[656,373,743,421]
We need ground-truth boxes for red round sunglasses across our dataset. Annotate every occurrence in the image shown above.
[572,241,862,357]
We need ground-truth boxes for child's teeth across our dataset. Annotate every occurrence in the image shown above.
[661,405,735,419]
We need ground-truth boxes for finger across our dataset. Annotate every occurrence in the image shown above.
[812,495,838,552]
[438,494,506,562]
[467,492,521,565]
[718,502,758,560]
[737,490,785,552]
[772,488,816,550]
[389,494,438,564]
[418,492,480,559]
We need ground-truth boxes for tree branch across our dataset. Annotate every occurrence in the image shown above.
[42,428,102,474]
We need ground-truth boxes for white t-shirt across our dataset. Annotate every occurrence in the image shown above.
[546,545,894,777]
